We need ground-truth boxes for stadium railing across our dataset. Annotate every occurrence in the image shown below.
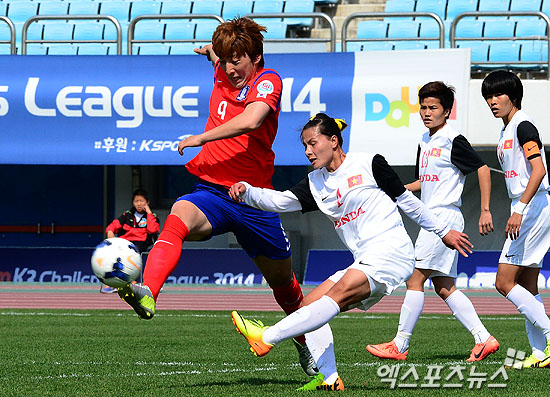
[341,12,444,52]
[127,14,224,55]
[449,11,550,78]
[0,16,16,54]
[243,12,336,52]
[21,15,122,55]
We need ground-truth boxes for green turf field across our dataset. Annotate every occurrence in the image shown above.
[0,309,545,396]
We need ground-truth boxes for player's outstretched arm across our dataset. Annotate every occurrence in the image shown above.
[477,165,494,235]
[228,182,303,213]
[193,44,218,66]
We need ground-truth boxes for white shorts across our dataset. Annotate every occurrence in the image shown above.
[499,192,550,267]
[328,267,387,311]
[414,206,464,278]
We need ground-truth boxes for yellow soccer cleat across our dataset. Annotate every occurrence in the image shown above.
[117,283,155,319]
[537,341,550,368]
[297,373,344,391]
[522,353,543,368]
[231,311,273,357]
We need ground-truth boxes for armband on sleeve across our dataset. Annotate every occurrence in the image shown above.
[395,190,452,238]
[523,140,541,160]
[239,182,303,213]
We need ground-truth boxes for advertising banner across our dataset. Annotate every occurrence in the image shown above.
[0,247,264,285]
[349,49,471,165]
[0,53,354,166]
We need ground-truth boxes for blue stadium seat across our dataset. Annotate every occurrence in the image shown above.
[515,18,547,36]
[345,42,363,52]
[262,20,286,38]
[393,41,426,50]
[8,2,38,23]
[131,2,162,21]
[73,22,104,40]
[164,20,195,40]
[222,0,253,20]
[362,41,394,51]
[103,22,128,52]
[192,0,223,16]
[253,0,284,16]
[483,19,516,38]
[133,20,164,40]
[138,43,170,55]
[478,0,511,12]
[419,19,442,39]
[510,0,542,12]
[387,20,420,38]
[100,1,131,24]
[415,0,446,20]
[26,22,43,40]
[457,41,490,62]
[384,0,415,13]
[69,2,100,15]
[161,1,192,15]
[283,0,314,27]
[78,43,110,55]
[455,19,483,38]
[194,20,220,39]
[26,44,48,55]
[488,41,520,63]
[0,22,11,41]
[0,3,6,18]
[43,23,74,41]
[446,0,477,21]
[170,42,197,54]
[543,0,550,16]
[48,43,78,55]
[38,2,69,16]
[356,20,387,39]
[520,40,548,62]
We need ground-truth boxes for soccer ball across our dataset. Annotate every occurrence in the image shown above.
[91,238,142,288]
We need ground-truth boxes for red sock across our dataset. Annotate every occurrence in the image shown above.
[272,273,306,345]
[143,214,189,300]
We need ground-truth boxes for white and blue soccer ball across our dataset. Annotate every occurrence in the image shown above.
[91,237,142,288]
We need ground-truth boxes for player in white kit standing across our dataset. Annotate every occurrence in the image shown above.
[482,70,550,368]
[366,81,499,362]
[228,113,473,390]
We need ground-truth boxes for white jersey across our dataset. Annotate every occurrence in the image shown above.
[417,124,485,209]
[239,152,451,292]
[497,110,550,199]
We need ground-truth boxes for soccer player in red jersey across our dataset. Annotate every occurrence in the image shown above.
[117,17,317,376]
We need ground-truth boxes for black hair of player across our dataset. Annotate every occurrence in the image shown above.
[481,70,523,110]
[418,81,455,118]
[301,113,348,147]
[132,188,149,201]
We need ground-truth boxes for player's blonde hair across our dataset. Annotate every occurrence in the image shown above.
[212,17,266,68]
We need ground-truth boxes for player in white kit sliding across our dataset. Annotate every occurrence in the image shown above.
[482,71,550,368]
[366,81,499,362]
[228,113,473,390]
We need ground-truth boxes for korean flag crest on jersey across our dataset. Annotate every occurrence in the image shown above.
[236,85,250,101]
[256,80,274,98]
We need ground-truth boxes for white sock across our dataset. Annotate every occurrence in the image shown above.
[445,290,491,344]
[507,284,550,341]
[306,324,338,384]
[263,295,341,346]
[394,290,424,353]
[526,294,547,359]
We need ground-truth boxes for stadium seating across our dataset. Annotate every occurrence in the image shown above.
[73,22,104,41]
[38,2,69,16]
[68,2,100,16]
[516,18,548,36]
[169,42,197,54]
[138,43,170,55]
[262,20,287,39]
[192,0,223,16]
[252,0,284,24]
[488,41,520,63]
[48,43,78,55]
[478,0,511,13]
[133,20,164,40]
[164,21,195,40]
[222,0,253,21]
[446,0,477,21]
[510,0,542,13]
[194,19,220,40]
[356,20,388,39]
[384,0,415,14]
[520,40,548,62]
[415,0,446,20]
[483,19,516,38]
[457,41,490,63]
[99,1,130,24]
[130,2,162,21]
[393,40,426,50]
[283,0,315,28]
[77,43,110,55]
[7,2,38,24]
[387,20,419,38]
[25,44,48,55]
[161,1,192,15]
[43,22,74,41]
[454,19,484,38]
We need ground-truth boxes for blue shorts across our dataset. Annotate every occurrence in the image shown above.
[177,182,292,260]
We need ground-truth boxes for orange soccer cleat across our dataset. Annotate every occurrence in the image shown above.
[466,336,500,362]
[366,341,408,361]
[231,310,274,357]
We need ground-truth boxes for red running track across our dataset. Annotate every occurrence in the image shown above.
[0,284,541,314]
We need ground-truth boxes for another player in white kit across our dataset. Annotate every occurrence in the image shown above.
[367,82,499,362]
[228,113,472,390]
[482,71,550,368]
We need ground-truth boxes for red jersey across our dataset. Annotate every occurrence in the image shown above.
[185,62,282,189]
